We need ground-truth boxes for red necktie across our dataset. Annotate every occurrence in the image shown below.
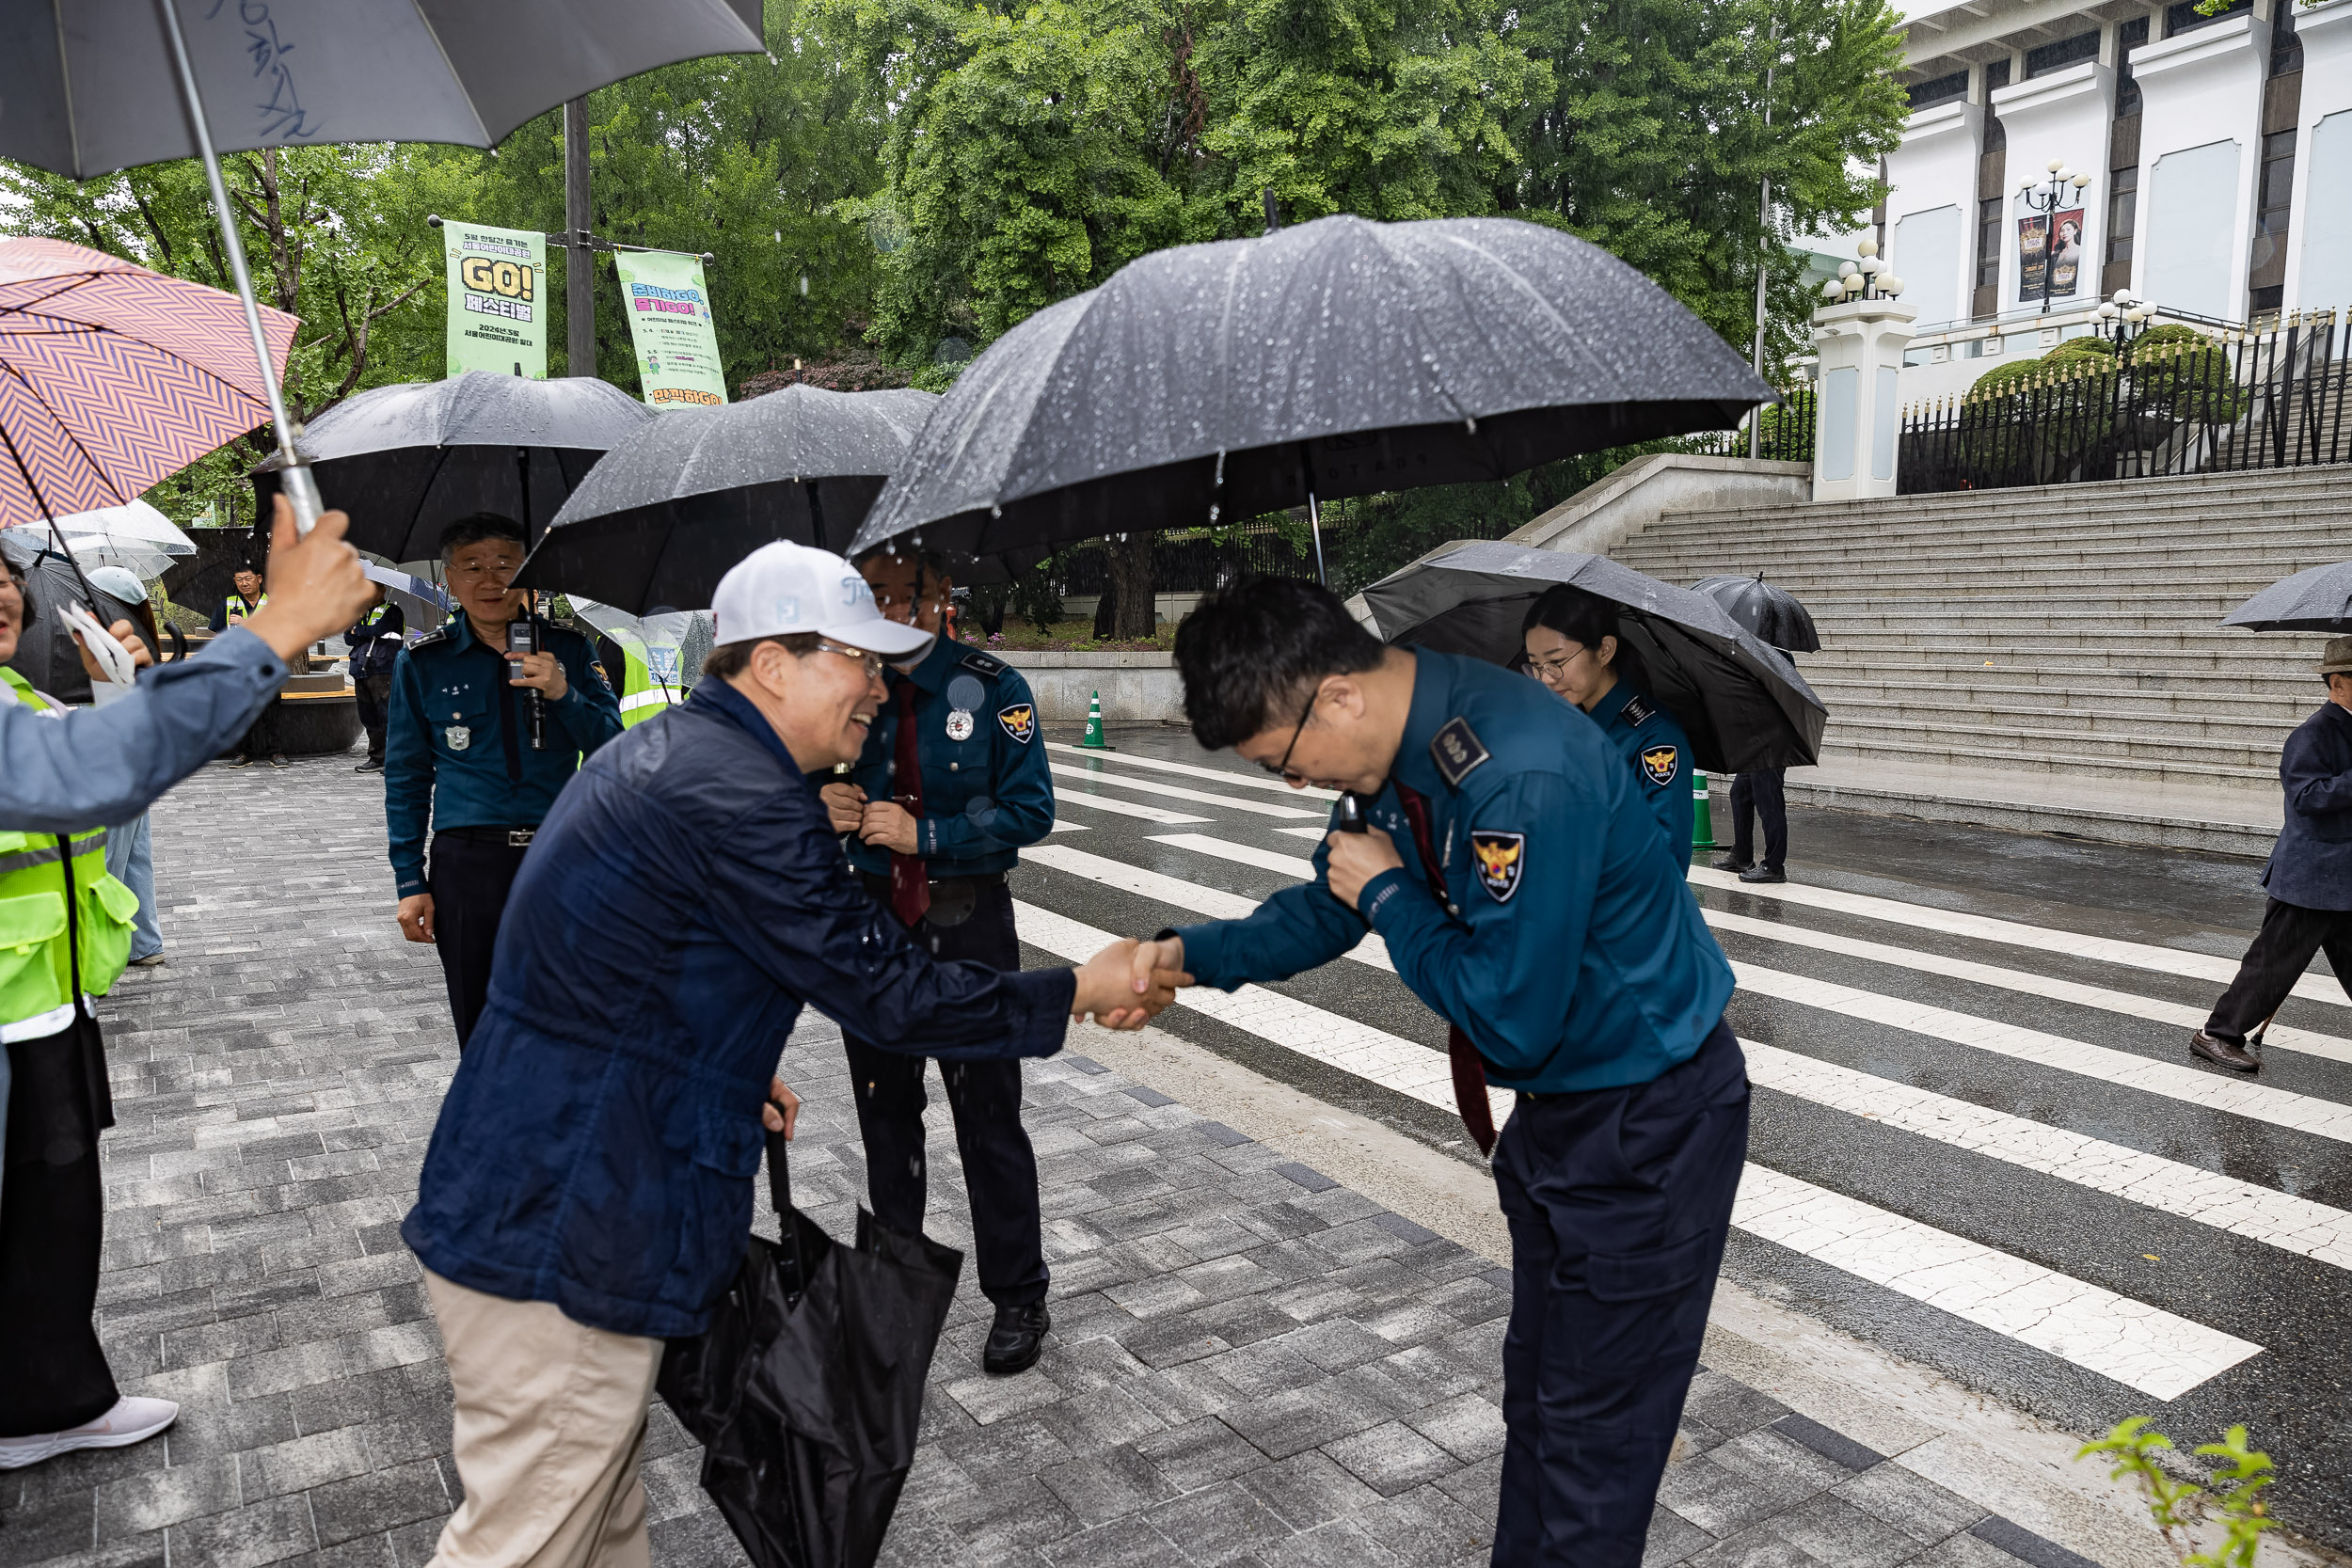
[889,681,930,926]
[1391,781,1497,1156]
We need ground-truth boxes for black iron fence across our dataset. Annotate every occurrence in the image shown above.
[1056,526,1320,595]
[1688,385,1818,465]
[1899,310,2352,494]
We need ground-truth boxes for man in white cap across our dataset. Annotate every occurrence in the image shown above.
[400,542,1184,1568]
[2193,635,2352,1071]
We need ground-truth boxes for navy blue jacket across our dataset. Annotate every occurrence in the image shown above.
[1172,651,1733,1095]
[2264,700,2352,911]
[1587,679,1693,869]
[844,639,1055,879]
[400,678,1075,1338]
[384,614,623,897]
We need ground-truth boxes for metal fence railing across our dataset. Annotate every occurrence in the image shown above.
[1898,309,2352,494]
[1687,385,1818,466]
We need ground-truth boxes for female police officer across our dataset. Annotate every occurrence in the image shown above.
[1521,583,1696,870]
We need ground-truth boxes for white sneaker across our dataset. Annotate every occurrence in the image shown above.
[0,1397,179,1469]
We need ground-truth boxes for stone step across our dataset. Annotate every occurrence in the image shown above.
[1631,514,2346,555]
[1817,724,2275,786]
[1810,635,2319,666]
[1652,466,2352,531]
[1804,673,2312,722]
[1802,654,2316,687]
[1807,608,2284,634]
[1618,541,2337,578]
[1772,757,2278,857]
[1819,690,2294,748]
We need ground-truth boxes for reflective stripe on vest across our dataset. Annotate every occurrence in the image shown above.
[618,643,677,727]
[0,669,135,1029]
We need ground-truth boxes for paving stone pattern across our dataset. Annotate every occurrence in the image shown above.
[0,758,2083,1568]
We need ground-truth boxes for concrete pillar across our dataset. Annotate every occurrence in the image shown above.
[1810,297,1920,501]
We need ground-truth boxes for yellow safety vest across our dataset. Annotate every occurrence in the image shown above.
[617,641,677,728]
[0,668,139,1040]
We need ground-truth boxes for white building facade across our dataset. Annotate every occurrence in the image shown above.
[1878,0,2348,398]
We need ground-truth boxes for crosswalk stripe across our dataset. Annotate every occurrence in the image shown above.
[1049,821,1090,833]
[1011,895,2257,1398]
[1024,844,1393,969]
[1053,794,1210,825]
[1732,960,2352,1146]
[1149,832,1319,877]
[1710,910,2352,1066]
[1047,763,1324,819]
[1044,742,1342,800]
[1275,826,1329,842]
[1732,1166,2261,1401]
[1690,866,2347,1010]
[1745,1042,2352,1268]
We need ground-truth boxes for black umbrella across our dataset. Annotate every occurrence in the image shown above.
[1355,542,1827,772]
[250,372,656,562]
[2223,562,2352,631]
[0,531,152,704]
[658,1130,961,1568]
[1691,574,1820,654]
[515,386,938,613]
[851,214,1772,574]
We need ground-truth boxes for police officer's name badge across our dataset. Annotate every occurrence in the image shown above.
[446,725,471,752]
[946,709,975,741]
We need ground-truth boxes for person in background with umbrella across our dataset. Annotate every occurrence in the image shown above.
[344,584,405,774]
[399,541,1180,1568]
[211,563,284,768]
[2190,638,2352,1072]
[385,515,622,1050]
[818,546,1059,1375]
[1521,584,1696,869]
[1122,577,1743,1568]
[1691,575,1819,888]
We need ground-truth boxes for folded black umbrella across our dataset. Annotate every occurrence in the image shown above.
[1355,542,1827,772]
[1691,574,1820,655]
[516,386,937,613]
[659,1128,961,1568]
[251,372,655,562]
[2223,562,2352,632]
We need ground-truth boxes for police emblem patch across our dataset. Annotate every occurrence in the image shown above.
[445,725,472,752]
[946,709,975,741]
[997,704,1036,744]
[1470,831,1526,903]
[1640,744,1679,786]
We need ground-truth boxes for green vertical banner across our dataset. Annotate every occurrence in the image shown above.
[444,222,548,378]
[616,252,728,409]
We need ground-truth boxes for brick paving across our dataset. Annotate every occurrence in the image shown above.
[0,752,2093,1568]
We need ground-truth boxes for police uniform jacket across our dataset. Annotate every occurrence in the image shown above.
[844,638,1054,879]
[383,614,623,898]
[1586,679,1693,869]
[1171,650,1734,1095]
[401,676,1073,1338]
[343,600,406,680]
[2263,700,2352,911]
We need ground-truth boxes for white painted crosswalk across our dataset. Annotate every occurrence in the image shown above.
[1046,763,1325,819]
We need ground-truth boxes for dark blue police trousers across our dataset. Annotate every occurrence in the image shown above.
[1490,1020,1748,1568]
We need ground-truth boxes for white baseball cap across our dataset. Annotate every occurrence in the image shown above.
[711,541,933,661]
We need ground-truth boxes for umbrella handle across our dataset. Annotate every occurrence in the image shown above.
[766,1124,804,1295]
[277,461,326,538]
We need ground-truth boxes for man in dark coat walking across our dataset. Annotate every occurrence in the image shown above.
[2192,636,2352,1070]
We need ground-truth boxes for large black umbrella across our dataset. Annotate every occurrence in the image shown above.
[1691,574,1821,654]
[251,372,656,562]
[657,1131,961,1568]
[2223,562,2352,631]
[852,214,1772,569]
[1355,543,1827,772]
[0,531,150,704]
[515,386,938,613]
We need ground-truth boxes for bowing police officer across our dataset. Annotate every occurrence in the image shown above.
[385,514,623,1047]
[818,546,1058,1375]
[1126,578,1742,1568]
[1521,584,1694,868]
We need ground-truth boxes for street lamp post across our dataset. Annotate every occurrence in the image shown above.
[2018,158,2092,315]
[1817,238,1905,308]
[2094,288,2157,356]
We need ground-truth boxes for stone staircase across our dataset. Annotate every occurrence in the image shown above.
[1610,466,2352,855]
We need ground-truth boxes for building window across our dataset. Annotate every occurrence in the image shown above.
[1908,70,1969,110]
[2026,31,2101,78]
[2257,129,2296,236]
[2106,166,2137,266]
[1984,58,2011,93]
[1982,110,2007,154]
[2166,0,2248,38]
[2271,2,2303,75]
[1977,198,2005,289]
[2116,16,2148,116]
[2250,285,2284,314]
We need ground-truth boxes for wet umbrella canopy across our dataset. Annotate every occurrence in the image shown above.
[2224,562,2352,632]
[516,386,938,613]
[1691,574,1821,654]
[853,214,1772,560]
[250,372,655,562]
[1355,543,1826,772]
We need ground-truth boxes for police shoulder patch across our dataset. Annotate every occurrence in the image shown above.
[1429,717,1489,787]
[961,649,1007,677]
[1470,830,1526,903]
[997,703,1036,744]
[589,661,614,693]
[1640,744,1680,787]
[1618,693,1656,727]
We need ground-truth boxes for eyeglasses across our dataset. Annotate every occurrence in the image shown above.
[814,640,884,681]
[1257,689,1321,783]
[447,559,523,582]
[1526,645,1594,682]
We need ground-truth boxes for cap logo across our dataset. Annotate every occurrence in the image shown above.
[771,595,801,626]
[842,576,870,608]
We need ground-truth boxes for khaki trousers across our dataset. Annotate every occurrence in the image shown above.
[424,1270,664,1568]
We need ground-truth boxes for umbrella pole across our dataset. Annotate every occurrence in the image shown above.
[154,0,325,535]
[1308,490,1328,587]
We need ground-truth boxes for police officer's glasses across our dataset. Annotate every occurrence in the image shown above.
[1259,693,1319,784]
[814,640,884,681]
[1527,645,1594,682]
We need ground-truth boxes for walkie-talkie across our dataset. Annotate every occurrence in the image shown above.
[506,617,547,752]
[1334,791,1369,832]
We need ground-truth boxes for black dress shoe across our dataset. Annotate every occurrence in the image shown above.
[226,753,253,768]
[1710,855,1753,874]
[983,1301,1050,1376]
[2190,1031,2260,1072]
[269,753,290,768]
[356,758,384,773]
[1739,865,1788,884]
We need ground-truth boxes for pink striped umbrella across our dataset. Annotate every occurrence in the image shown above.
[0,237,295,528]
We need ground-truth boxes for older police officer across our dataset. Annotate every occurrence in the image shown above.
[1124,578,1742,1568]
[818,547,1057,1374]
[385,514,623,1047]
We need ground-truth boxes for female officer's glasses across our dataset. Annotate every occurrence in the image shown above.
[1527,644,1594,683]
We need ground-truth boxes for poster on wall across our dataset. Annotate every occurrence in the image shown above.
[617,252,728,409]
[2016,209,2085,303]
[444,222,547,378]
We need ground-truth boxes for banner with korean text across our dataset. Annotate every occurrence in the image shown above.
[444,222,547,378]
[618,252,728,409]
